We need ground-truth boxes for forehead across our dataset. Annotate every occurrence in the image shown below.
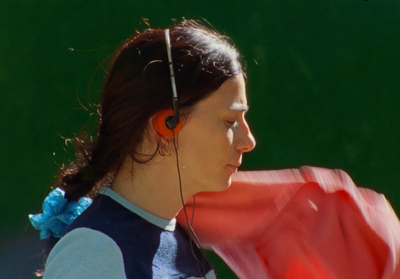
[199,75,247,111]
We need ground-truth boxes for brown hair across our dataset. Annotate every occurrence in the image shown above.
[59,19,244,202]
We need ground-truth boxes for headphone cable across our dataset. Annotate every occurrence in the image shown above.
[171,131,207,279]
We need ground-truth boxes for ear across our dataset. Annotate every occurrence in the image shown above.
[153,109,182,137]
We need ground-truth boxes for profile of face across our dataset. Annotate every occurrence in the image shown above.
[59,20,254,204]
[177,74,256,194]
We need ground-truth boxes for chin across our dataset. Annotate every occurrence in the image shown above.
[226,176,233,188]
[196,174,233,194]
[213,176,233,192]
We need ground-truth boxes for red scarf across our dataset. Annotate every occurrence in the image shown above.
[177,166,400,279]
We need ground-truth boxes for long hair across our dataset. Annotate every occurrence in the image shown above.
[59,19,244,202]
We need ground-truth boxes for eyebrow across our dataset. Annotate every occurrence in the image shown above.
[229,104,249,112]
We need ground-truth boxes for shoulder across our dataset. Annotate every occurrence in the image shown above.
[65,194,162,252]
[65,194,147,235]
[44,228,126,279]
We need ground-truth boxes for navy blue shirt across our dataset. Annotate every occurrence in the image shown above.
[44,187,216,279]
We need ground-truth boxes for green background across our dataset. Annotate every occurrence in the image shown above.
[1,0,399,278]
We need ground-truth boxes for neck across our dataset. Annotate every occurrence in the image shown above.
[111,155,190,220]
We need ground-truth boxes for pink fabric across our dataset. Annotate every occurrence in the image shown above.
[177,166,400,279]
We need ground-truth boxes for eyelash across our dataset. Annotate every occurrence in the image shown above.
[226,120,239,128]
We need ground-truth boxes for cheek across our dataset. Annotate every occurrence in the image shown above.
[179,117,233,164]
[215,124,235,152]
[204,124,232,151]
[178,123,209,162]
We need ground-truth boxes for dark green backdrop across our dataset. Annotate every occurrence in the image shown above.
[1,0,399,278]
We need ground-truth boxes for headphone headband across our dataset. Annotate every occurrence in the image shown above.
[164,29,180,130]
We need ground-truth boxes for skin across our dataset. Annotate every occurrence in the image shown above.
[111,74,256,219]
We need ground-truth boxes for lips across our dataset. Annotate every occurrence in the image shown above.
[230,161,241,168]
[228,163,241,172]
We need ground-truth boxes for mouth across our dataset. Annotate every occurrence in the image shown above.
[227,164,240,172]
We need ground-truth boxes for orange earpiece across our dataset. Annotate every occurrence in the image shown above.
[154,109,182,137]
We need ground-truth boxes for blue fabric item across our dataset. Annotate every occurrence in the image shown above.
[29,188,92,239]
[43,228,126,279]
[44,228,216,279]
[52,187,215,279]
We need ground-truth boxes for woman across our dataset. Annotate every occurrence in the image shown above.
[30,18,400,279]
[30,19,255,278]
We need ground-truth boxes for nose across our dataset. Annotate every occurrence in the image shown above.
[235,120,256,153]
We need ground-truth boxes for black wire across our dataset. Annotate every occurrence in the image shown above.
[171,130,207,279]
[191,195,196,227]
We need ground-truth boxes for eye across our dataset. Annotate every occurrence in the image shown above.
[226,120,239,128]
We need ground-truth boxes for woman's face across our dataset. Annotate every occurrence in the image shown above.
[178,74,256,194]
